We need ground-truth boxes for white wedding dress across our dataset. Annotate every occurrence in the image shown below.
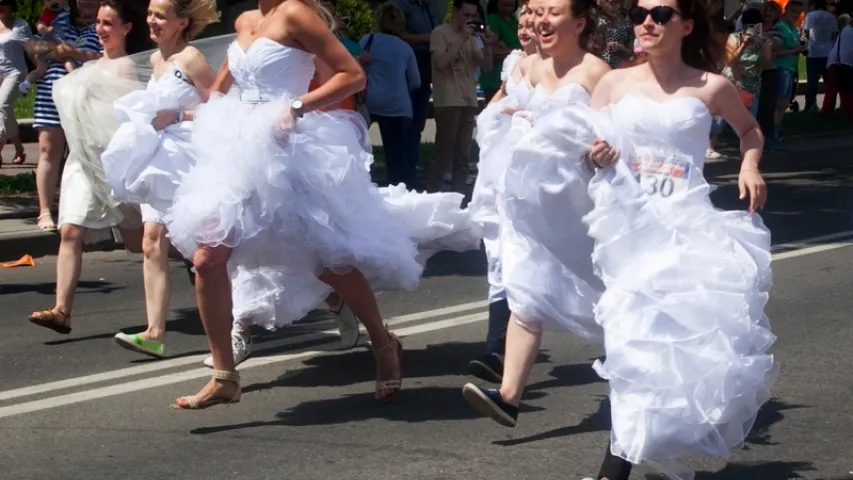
[494,83,605,339]
[53,59,142,236]
[101,64,201,223]
[584,94,777,479]
[164,38,474,330]
[470,52,533,303]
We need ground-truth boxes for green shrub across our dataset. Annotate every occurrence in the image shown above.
[336,0,373,40]
[12,0,41,27]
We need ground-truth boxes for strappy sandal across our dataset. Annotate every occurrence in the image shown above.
[37,212,56,232]
[29,307,71,334]
[172,370,242,410]
[12,152,25,165]
[373,326,403,402]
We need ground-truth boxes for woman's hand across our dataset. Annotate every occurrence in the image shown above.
[587,138,620,169]
[738,168,767,213]
[151,110,179,131]
[275,108,296,136]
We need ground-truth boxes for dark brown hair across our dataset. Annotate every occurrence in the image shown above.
[573,0,600,53]
[99,0,153,54]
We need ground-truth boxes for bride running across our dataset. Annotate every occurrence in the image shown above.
[465,2,541,383]
[164,0,423,409]
[462,0,611,427]
[577,0,775,477]
[101,0,220,358]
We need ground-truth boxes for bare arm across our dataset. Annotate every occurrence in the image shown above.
[210,57,234,94]
[52,42,101,63]
[289,2,365,113]
[179,48,218,120]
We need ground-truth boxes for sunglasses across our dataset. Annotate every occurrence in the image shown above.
[628,5,681,25]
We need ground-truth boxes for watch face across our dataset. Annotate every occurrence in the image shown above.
[292,100,304,110]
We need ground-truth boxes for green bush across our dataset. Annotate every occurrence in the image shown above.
[336,0,373,40]
[12,0,41,26]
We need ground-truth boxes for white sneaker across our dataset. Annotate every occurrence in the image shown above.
[203,332,253,368]
[331,302,360,349]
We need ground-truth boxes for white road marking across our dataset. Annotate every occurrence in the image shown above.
[770,230,853,252]
[1,230,852,418]
[0,300,487,402]
[0,311,488,419]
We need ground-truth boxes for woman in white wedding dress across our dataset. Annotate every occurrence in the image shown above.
[578,0,774,478]
[462,0,610,427]
[27,1,150,335]
[100,0,219,358]
[466,3,540,383]
[164,0,422,409]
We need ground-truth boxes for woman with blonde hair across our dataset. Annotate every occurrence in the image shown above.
[359,2,421,186]
[100,0,221,358]
[164,0,422,409]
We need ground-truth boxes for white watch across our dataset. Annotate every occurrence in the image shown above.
[290,99,305,118]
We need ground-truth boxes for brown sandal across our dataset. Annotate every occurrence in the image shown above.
[373,325,403,402]
[172,370,242,410]
[29,307,71,334]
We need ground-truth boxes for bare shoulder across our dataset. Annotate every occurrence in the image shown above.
[703,70,733,93]
[176,45,213,75]
[149,49,162,67]
[582,53,612,84]
[235,9,262,32]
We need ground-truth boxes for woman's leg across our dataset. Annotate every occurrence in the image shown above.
[318,268,402,400]
[175,244,240,408]
[140,222,171,342]
[596,442,633,480]
[35,126,66,230]
[0,73,21,164]
[463,313,541,427]
[29,223,86,329]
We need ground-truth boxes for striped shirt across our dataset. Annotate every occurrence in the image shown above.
[33,13,101,128]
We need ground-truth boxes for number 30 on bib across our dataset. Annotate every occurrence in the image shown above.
[629,148,693,199]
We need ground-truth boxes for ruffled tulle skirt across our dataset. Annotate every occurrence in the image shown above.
[496,105,604,339]
[163,93,423,329]
[102,89,196,214]
[584,109,777,479]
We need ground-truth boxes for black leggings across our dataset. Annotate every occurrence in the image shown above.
[596,441,633,480]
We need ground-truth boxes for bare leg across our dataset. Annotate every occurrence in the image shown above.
[140,222,171,342]
[29,223,85,327]
[497,314,542,405]
[174,244,239,407]
[34,127,65,230]
[319,268,402,400]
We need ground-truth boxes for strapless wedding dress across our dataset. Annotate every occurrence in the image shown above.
[585,93,777,479]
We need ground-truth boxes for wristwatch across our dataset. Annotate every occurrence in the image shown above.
[290,99,305,118]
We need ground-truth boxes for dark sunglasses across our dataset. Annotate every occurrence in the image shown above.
[628,5,681,25]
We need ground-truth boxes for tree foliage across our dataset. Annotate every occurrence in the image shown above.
[336,0,373,40]
[11,0,43,26]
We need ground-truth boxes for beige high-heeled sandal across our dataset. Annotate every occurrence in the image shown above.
[373,326,403,402]
[172,370,242,410]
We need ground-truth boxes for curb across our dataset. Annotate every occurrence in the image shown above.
[0,228,121,262]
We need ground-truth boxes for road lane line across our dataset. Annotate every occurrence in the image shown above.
[772,239,853,261]
[770,230,853,252]
[2,230,849,412]
[0,311,488,419]
[0,300,487,402]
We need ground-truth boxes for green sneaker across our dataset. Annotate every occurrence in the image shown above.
[114,332,165,358]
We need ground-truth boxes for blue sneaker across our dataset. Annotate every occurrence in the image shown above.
[462,383,518,427]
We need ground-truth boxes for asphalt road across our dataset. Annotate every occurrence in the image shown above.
[2,135,853,480]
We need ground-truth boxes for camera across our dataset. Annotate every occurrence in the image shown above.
[468,21,486,33]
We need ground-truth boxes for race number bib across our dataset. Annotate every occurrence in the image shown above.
[629,148,693,199]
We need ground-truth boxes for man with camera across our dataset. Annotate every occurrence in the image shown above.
[426,0,494,194]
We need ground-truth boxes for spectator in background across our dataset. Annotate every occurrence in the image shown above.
[723,8,773,118]
[427,0,491,193]
[597,0,634,69]
[479,0,519,101]
[821,13,853,115]
[772,0,806,145]
[394,0,443,189]
[803,0,838,111]
[360,2,421,186]
[758,0,783,148]
[0,0,30,168]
